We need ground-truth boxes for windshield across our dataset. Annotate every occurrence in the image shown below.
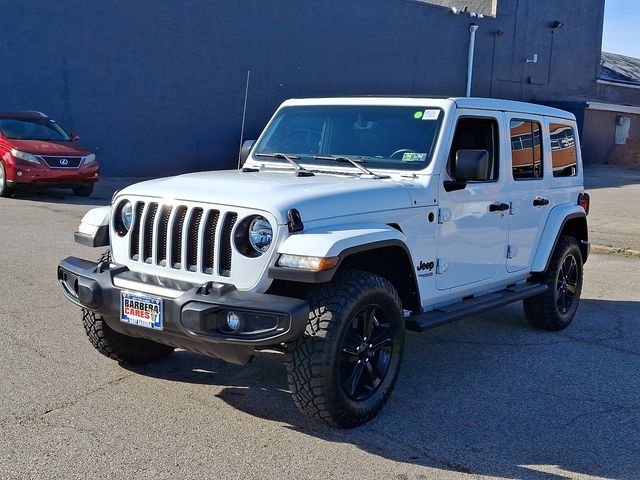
[253,105,443,171]
[0,118,70,141]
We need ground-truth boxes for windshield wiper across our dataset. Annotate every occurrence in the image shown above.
[254,153,314,176]
[314,155,387,178]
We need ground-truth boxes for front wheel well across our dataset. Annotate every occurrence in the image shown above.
[266,245,421,313]
[337,246,420,312]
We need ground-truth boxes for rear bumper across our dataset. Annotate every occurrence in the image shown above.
[57,257,309,364]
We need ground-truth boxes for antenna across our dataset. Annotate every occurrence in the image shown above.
[238,70,251,169]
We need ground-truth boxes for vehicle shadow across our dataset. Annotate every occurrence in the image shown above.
[124,298,640,480]
[8,177,147,206]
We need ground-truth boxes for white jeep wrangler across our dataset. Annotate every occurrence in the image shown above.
[58,97,590,427]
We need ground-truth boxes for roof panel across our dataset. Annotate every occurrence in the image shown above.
[451,98,575,119]
[417,0,497,16]
[281,97,575,120]
[600,52,640,85]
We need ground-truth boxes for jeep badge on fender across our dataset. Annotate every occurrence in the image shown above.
[58,97,589,428]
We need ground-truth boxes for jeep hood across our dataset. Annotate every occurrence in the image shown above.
[119,170,414,224]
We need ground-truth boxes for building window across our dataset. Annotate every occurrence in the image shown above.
[511,120,543,180]
[550,123,578,177]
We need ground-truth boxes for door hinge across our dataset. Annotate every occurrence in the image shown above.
[438,208,451,224]
[436,259,449,274]
[507,245,518,259]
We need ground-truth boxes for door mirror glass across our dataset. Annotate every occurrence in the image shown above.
[240,140,256,166]
[452,149,490,182]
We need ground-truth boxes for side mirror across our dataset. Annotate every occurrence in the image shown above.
[70,132,80,142]
[240,140,256,166]
[452,149,490,182]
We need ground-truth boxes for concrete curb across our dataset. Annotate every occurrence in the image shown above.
[591,244,640,257]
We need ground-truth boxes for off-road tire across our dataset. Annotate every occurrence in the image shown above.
[73,183,94,197]
[98,250,111,264]
[0,163,14,198]
[287,270,405,428]
[82,250,174,364]
[82,310,174,364]
[523,235,583,331]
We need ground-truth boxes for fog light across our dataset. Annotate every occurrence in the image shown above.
[16,171,23,177]
[226,311,241,332]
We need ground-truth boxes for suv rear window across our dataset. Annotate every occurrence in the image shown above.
[550,123,578,177]
[510,120,543,180]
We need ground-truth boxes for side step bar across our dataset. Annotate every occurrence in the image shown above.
[405,282,548,332]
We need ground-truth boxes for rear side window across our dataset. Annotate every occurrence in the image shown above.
[510,120,543,180]
[550,123,578,177]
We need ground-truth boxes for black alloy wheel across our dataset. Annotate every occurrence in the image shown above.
[287,270,405,427]
[556,253,578,315]
[523,234,583,331]
[339,304,394,401]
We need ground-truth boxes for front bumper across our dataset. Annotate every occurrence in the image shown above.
[57,257,309,364]
[7,161,99,185]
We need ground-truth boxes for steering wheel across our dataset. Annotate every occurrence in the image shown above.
[389,149,415,159]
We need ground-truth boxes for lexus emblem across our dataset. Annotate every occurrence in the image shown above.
[60,158,69,165]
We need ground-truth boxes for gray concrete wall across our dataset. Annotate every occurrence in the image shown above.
[583,109,640,167]
[0,0,605,176]
[582,110,617,166]
[594,81,640,106]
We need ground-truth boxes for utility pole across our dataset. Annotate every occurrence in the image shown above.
[451,7,485,97]
[466,24,479,97]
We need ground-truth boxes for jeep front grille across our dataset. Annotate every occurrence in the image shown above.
[219,212,237,277]
[127,201,236,277]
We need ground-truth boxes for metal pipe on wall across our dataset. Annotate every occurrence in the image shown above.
[466,24,479,97]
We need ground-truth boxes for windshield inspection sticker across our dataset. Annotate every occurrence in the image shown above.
[402,152,427,162]
[421,109,440,120]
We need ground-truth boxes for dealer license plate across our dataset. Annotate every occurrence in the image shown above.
[120,291,163,330]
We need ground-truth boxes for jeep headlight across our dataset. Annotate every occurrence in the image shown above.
[235,215,273,257]
[114,200,133,236]
[249,216,273,253]
[11,149,41,165]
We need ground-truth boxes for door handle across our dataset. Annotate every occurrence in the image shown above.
[533,197,550,207]
[489,202,510,212]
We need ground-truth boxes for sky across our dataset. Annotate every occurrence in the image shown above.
[602,0,640,57]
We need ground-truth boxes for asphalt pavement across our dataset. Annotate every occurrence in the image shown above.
[584,165,640,251]
[0,173,638,480]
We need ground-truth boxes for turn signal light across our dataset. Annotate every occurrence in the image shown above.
[277,254,340,271]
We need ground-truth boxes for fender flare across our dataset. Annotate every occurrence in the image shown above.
[530,206,588,272]
[0,154,16,183]
[74,206,111,247]
[268,223,415,284]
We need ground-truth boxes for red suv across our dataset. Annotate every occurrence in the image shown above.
[0,112,99,197]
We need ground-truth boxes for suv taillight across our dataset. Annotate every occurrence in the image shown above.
[578,192,590,216]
